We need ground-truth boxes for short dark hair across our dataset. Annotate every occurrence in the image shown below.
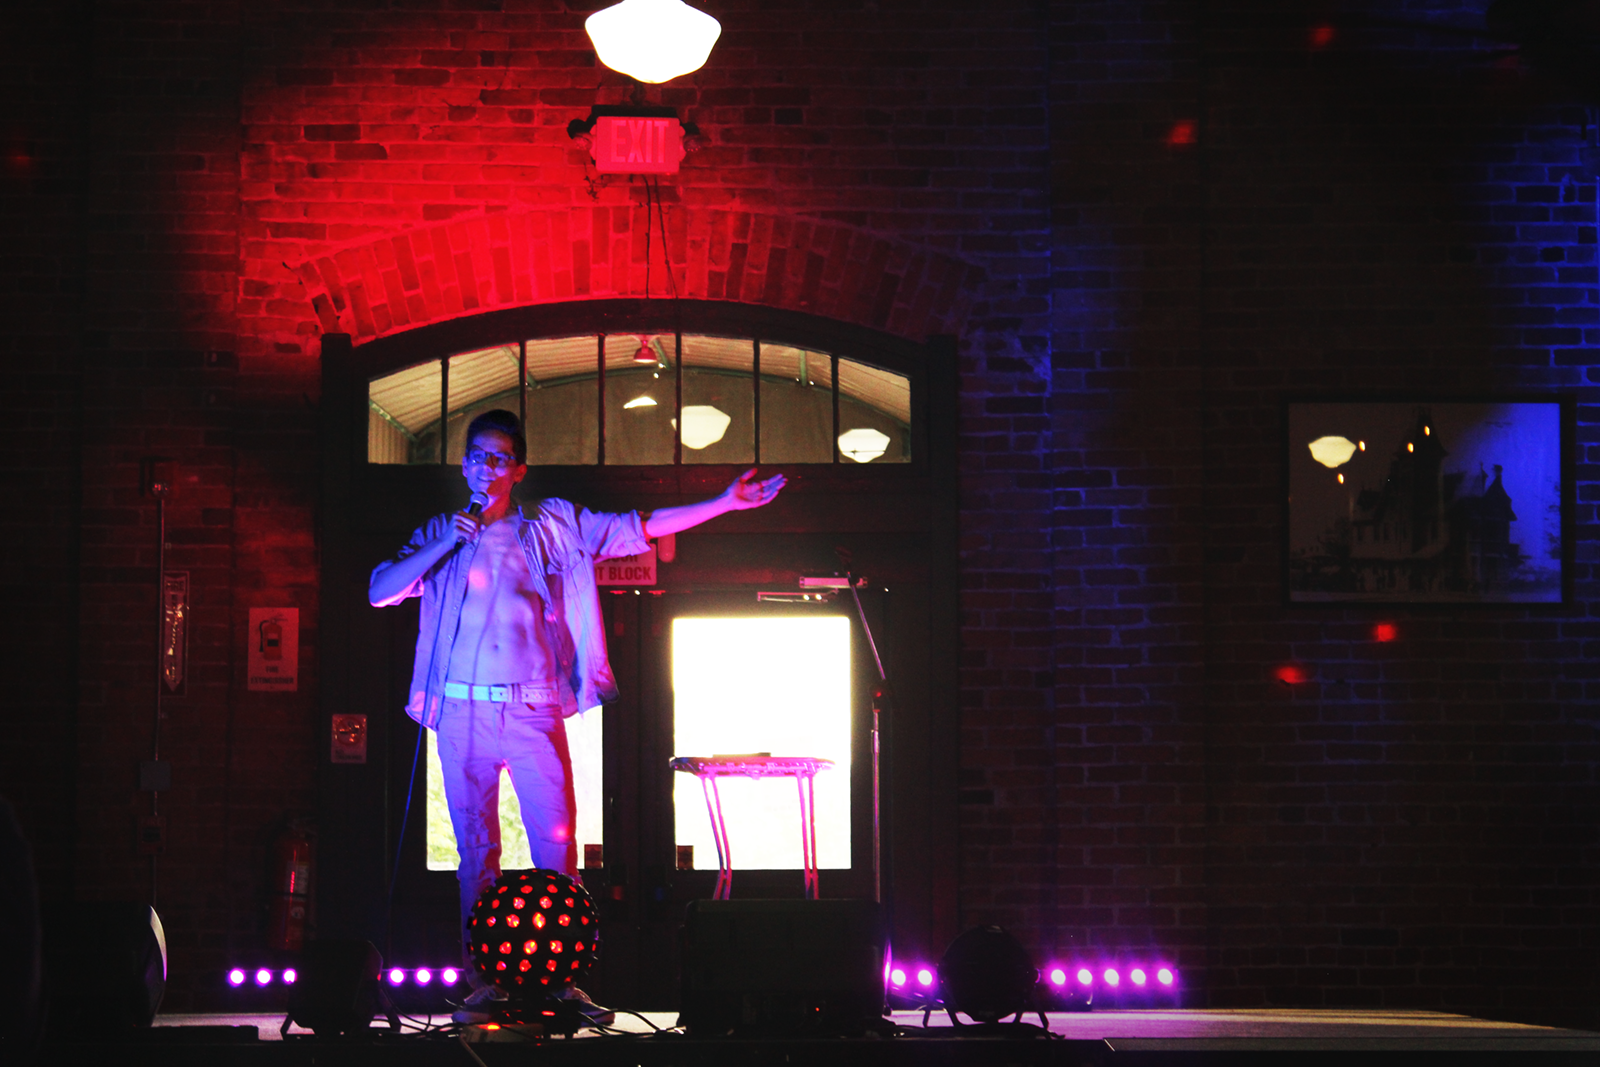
[465,409,527,464]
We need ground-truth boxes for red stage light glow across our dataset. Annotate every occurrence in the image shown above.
[1310,24,1335,48]
[1275,665,1308,685]
[1373,622,1397,642]
[1167,120,1197,146]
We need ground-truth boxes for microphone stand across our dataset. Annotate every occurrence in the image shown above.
[839,564,891,907]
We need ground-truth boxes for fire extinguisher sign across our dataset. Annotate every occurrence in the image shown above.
[247,607,300,692]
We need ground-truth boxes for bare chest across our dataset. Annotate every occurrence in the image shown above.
[465,521,538,598]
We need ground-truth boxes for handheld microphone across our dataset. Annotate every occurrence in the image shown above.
[457,492,489,546]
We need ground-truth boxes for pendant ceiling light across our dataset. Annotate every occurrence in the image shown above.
[585,0,722,84]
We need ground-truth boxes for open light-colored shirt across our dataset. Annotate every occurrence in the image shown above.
[371,498,650,727]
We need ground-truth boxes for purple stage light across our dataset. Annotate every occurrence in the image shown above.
[387,967,405,986]
[915,967,935,988]
[442,967,460,985]
[1076,967,1093,986]
[1157,967,1175,986]
[1048,966,1067,986]
[282,968,297,985]
[255,968,273,987]
[1103,968,1120,987]
[889,967,907,987]
[227,968,246,987]
[415,968,432,985]
[1131,968,1147,986]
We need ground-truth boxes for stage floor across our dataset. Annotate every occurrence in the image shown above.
[152,1007,1600,1052]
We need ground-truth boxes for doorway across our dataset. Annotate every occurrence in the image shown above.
[315,301,960,1010]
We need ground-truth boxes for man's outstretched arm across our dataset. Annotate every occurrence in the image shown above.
[643,469,786,538]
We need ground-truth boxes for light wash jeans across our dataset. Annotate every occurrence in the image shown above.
[435,696,578,958]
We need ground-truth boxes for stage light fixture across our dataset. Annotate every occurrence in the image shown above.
[281,940,397,1038]
[442,967,460,986]
[255,968,273,987]
[51,903,168,1033]
[916,967,935,988]
[387,968,405,986]
[228,968,246,987]
[1131,968,1147,986]
[1077,967,1093,985]
[283,968,297,985]
[889,967,907,987]
[467,870,599,998]
[415,968,432,986]
[1048,967,1067,986]
[936,925,1038,1025]
[585,0,722,84]
[1103,968,1120,987]
[1158,967,1175,986]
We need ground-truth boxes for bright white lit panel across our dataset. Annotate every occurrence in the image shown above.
[425,708,604,872]
[672,617,851,870]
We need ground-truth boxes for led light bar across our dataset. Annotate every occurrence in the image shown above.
[225,965,462,988]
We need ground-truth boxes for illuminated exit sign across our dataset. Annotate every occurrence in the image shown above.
[592,115,686,174]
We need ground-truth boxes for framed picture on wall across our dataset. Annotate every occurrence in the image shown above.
[1286,398,1571,604]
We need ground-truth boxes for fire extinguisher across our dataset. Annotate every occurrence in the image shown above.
[259,617,283,661]
[267,820,313,951]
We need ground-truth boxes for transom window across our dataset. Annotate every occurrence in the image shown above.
[367,333,912,466]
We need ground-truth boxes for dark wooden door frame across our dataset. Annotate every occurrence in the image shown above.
[317,302,961,987]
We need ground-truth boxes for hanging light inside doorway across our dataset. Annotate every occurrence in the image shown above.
[585,0,723,84]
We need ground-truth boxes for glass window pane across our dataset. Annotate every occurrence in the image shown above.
[444,344,522,464]
[759,344,834,464]
[525,336,600,465]
[837,357,911,464]
[604,333,675,464]
[681,335,753,464]
[368,358,442,464]
[672,617,852,871]
[426,708,604,871]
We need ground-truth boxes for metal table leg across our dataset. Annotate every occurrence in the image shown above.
[700,774,733,900]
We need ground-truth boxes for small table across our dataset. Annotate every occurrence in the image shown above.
[669,755,835,900]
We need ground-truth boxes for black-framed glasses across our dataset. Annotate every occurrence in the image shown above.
[464,447,519,471]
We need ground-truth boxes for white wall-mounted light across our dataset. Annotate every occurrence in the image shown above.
[585,0,722,84]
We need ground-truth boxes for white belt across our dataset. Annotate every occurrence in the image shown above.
[444,681,560,703]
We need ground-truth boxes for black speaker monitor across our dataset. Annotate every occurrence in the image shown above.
[679,899,885,1037]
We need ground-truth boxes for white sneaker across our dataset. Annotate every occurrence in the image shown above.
[451,983,507,1024]
[560,986,615,1027]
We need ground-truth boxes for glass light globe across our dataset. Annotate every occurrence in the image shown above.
[585,0,722,84]
[678,405,731,449]
[838,427,890,463]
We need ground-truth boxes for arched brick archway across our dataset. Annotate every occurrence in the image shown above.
[289,207,984,345]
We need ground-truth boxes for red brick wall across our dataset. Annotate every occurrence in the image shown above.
[3,0,1599,1024]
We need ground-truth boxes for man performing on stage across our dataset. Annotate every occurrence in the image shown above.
[369,409,786,1020]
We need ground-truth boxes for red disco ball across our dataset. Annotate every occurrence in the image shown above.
[467,870,600,997]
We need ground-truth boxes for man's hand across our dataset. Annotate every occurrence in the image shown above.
[723,468,787,511]
[643,468,787,538]
[446,508,484,545]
